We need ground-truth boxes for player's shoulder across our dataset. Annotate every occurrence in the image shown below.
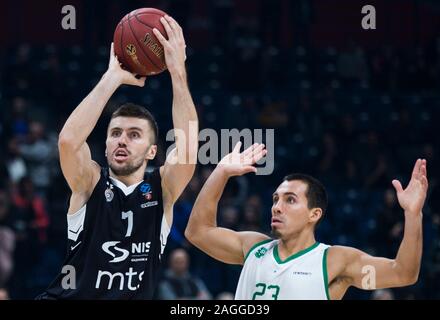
[327,245,364,265]
[242,232,273,260]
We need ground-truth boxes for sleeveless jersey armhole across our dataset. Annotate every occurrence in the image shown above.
[244,239,273,262]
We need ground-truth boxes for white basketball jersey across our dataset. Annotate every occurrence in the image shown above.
[235,240,330,300]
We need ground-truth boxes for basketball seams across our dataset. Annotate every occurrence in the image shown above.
[127,12,165,22]
[133,14,161,37]
[126,12,162,73]
[133,14,167,70]
[119,23,129,72]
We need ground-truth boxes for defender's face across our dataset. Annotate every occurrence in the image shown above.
[106,117,156,176]
[271,180,312,239]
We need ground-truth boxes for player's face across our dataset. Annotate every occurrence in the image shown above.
[106,117,156,176]
[271,180,313,239]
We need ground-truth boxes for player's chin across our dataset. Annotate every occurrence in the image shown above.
[110,162,131,175]
[270,227,282,239]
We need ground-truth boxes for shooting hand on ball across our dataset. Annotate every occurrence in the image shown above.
[153,15,187,77]
[106,42,146,87]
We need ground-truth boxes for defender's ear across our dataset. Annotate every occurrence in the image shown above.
[309,208,322,224]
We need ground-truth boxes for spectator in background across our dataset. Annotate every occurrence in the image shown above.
[8,177,49,298]
[11,177,49,245]
[370,289,395,300]
[18,121,57,197]
[6,137,27,185]
[216,291,234,300]
[157,248,212,300]
[9,97,30,142]
[0,189,16,292]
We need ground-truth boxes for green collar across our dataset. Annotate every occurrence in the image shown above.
[274,242,320,264]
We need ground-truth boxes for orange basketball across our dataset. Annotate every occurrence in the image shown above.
[113,8,168,76]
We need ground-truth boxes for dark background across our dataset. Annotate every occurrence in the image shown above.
[0,0,439,300]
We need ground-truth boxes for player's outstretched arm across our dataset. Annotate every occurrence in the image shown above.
[155,16,198,205]
[59,43,146,196]
[185,142,270,265]
[331,159,428,290]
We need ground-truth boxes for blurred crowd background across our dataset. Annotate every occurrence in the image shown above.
[0,0,439,300]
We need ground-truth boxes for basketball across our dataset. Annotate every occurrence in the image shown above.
[113,8,168,76]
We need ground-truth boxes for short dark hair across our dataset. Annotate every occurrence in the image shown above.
[283,173,328,227]
[110,103,159,144]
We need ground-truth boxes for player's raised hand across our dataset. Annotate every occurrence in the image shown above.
[217,142,267,177]
[392,159,428,214]
[153,15,186,76]
[107,42,146,87]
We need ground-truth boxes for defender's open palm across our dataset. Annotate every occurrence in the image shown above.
[218,142,267,177]
[392,159,428,214]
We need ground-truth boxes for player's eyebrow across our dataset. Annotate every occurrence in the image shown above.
[110,126,143,132]
[272,192,298,198]
[127,127,143,132]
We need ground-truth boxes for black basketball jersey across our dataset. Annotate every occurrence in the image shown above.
[40,167,169,299]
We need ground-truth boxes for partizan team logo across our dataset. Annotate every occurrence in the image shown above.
[105,182,114,202]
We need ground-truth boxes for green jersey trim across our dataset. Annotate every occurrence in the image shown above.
[244,239,273,262]
[273,241,320,264]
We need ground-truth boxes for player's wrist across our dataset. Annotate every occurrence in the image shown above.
[102,70,123,88]
[214,165,233,179]
[169,67,187,82]
[404,210,423,219]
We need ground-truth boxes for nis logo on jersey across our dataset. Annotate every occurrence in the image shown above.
[102,241,151,263]
[95,241,152,292]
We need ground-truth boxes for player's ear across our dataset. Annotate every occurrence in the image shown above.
[105,148,108,157]
[309,208,322,224]
[146,144,157,160]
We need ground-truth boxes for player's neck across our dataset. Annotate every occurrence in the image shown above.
[278,233,316,260]
[109,166,146,187]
